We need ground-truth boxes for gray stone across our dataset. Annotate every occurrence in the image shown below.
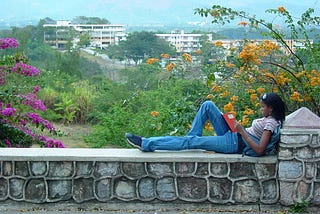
[296,147,313,159]
[229,163,255,178]
[95,178,112,200]
[47,180,72,201]
[195,162,209,176]
[312,182,320,204]
[310,134,320,147]
[261,179,278,202]
[75,162,93,176]
[281,134,310,146]
[279,181,295,205]
[122,162,146,178]
[148,163,173,176]
[175,162,195,174]
[9,178,25,199]
[114,178,136,200]
[156,177,176,200]
[3,162,12,176]
[177,177,207,201]
[138,177,155,200]
[94,162,120,177]
[313,148,320,158]
[233,179,260,203]
[316,161,320,179]
[255,163,276,179]
[305,163,315,179]
[0,178,8,199]
[15,162,29,177]
[30,162,47,176]
[278,161,303,179]
[208,178,231,201]
[210,163,228,177]
[278,147,293,159]
[73,178,94,203]
[25,179,46,203]
[48,162,73,177]
[295,180,311,201]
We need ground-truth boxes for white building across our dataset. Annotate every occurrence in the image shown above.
[156,30,213,53]
[43,20,126,49]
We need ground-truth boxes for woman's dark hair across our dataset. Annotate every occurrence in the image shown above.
[260,92,287,123]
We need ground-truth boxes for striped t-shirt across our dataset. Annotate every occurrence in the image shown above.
[245,116,280,139]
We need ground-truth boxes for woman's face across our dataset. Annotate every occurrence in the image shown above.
[260,100,273,117]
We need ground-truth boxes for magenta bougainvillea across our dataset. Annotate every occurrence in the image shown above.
[0,38,64,148]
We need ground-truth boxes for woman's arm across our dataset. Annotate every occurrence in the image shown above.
[234,121,272,156]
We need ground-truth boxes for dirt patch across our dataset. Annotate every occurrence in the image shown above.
[54,123,92,148]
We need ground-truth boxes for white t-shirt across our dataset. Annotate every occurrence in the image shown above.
[245,116,280,139]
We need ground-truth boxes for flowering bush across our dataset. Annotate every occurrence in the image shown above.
[194,5,320,118]
[0,38,64,148]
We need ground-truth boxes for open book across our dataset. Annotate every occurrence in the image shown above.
[222,113,237,132]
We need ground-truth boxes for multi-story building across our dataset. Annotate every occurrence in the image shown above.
[43,20,126,49]
[156,30,213,53]
[211,39,311,55]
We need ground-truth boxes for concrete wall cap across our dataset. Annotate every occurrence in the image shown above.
[283,107,320,129]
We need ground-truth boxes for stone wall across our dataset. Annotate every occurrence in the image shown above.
[0,148,277,205]
[0,127,319,209]
[278,128,320,206]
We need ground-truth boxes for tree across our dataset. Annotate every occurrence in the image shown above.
[195,5,320,116]
[72,16,110,24]
[107,31,176,65]
[78,33,91,48]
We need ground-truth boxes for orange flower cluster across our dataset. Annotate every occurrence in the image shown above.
[275,72,291,86]
[250,93,258,103]
[213,40,223,47]
[238,21,248,26]
[240,115,250,126]
[150,111,160,117]
[238,40,279,65]
[166,62,176,72]
[278,6,286,13]
[226,62,236,68]
[309,70,320,87]
[230,95,238,102]
[290,92,304,102]
[243,106,254,115]
[160,53,170,59]
[146,58,159,64]
[182,53,192,62]
[219,91,231,98]
[223,102,234,113]
[204,122,213,131]
[238,43,261,64]
[256,87,265,95]
[195,49,202,54]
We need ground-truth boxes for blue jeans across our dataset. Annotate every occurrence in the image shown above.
[141,101,239,153]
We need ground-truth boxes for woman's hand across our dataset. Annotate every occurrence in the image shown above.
[234,121,244,133]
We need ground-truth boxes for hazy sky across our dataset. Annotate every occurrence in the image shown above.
[2,0,320,25]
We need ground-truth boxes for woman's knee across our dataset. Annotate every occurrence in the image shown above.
[202,100,216,109]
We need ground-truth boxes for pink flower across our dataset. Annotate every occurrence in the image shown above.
[21,93,46,111]
[11,62,40,76]
[4,139,12,147]
[0,38,19,49]
[33,86,40,93]
[1,107,16,117]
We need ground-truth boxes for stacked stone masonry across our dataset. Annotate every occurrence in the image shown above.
[278,128,320,206]
[0,158,277,204]
[0,127,319,207]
